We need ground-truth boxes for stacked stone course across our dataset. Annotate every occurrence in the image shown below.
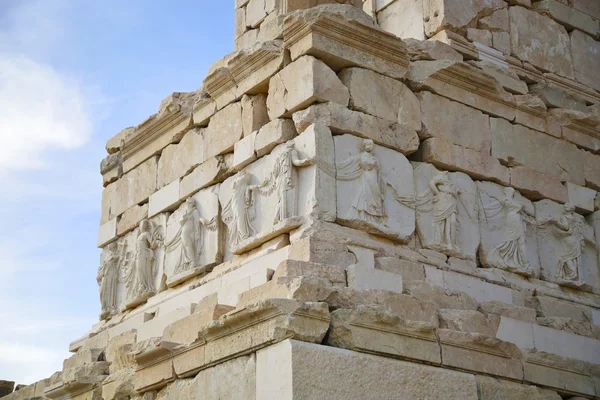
[7,1,600,399]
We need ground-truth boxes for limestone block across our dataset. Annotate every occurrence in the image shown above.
[233,131,257,171]
[523,350,596,397]
[427,266,514,304]
[338,67,420,130]
[106,126,133,155]
[514,94,548,133]
[416,138,510,186]
[160,356,255,400]
[529,80,588,113]
[63,348,104,370]
[293,102,420,155]
[479,301,537,323]
[105,330,137,374]
[413,163,481,259]
[162,295,234,345]
[571,30,600,93]
[325,287,439,327]
[327,308,442,364]
[192,95,217,127]
[509,166,569,204]
[533,323,600,364]
[288,236,356,267]
[164,185,222,287]
[273,259,346,287]
[0,381,14,398]
[582,150,600,191]
[477,181,541,278]
[479,8,509,31]
[439,309,499,337]
[117,203,148,236]
[241,94,269,137]
[376,0,425,40]
[406,60,517,121]
[219,124,335,254]
[404,280,479,310]
[134,358,174,393]
[112,156,159,217]
[346,246,404,293]
[438,329,523,380]
[101,368,136,400]
[375,257,426,281]
[535,199,600,289]
[246,0,274,28]
[283,5,409,80]
[179,155,231,199]
[98,218,117,248]
[527,295,592,324]
[491,118,585,185]
[509,6,574,79]
[467,28,492,47]
[101,183,116,224]
[101,151,122,187]
[335,134,415,241]
[235,6,247,39]
[256,339,480,400]
[156,128,204,189]
[534,0,599,38]
[496,316,535,349]
[203,102,243,160]
[471,61,528,95]
[254,119,297,157]
[418,91,491,153]
[565,181,596,214]
[492,31,510,54]
[423,0,506,38]
[572,0,600,20]
[475,375,562,400]
[267,55,349,120]
[148,179,181,217]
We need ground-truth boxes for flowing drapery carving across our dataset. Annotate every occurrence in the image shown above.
[97,242,119,320]
[165,198,217,275]
[481,187,535,276]
[128,219,163,305]
[336,139,386,226]
[222,172,262,247]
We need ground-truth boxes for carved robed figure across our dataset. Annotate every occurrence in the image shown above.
[97,242,119,319]
[336,139,385,226]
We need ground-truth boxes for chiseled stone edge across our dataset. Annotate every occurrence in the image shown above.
[132,299,329,393]
[283,13,409,79]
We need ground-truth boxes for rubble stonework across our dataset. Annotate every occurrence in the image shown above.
[7,1,600,399]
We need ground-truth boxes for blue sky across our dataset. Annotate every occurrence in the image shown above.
[0,0,233,384]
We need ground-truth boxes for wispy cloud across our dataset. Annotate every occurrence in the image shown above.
[0,54,93,173]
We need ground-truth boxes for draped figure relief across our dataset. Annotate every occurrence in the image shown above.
[479,185,538,277]
[127,219,164,307]
[221,172,263,248]
[413,163,480,260]
[258,141,314,224]
[97,242,120,320]
[334,135,416,241]
[539,203,585,286]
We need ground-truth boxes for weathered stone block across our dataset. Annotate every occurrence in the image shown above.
[339,67,420,130]
[571,30,600,93]
[423,0,506,38]
[254,118,297,157]
[376,0,425,40]
[565,181,596,214]
[156,128,204,189]
[256,340,479,400]
[418,91,491,153]
[179,156,231,199]
[112,155,159,217]
[203,102,243,160]
[416,137,510,185]
[293,102,420,155]
[533,0,599,37]
[509,166,568,204]
[491,118,585,185]
[475,375,562,400]
[241,93,269,137]
[267,55,349,119]
[509,6,574,79]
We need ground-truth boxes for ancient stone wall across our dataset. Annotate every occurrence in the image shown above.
[6,1,600,399]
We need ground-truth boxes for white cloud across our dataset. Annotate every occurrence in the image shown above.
[0,54,93,173]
